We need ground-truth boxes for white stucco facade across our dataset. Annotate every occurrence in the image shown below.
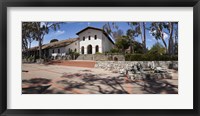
[78,29,102,54]
[49,46,65,55]
[78,27,114,54]
[65,41,79,53]
[48,40,79,55]
[47,27,114,57]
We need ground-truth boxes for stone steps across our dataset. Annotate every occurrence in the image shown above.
[76,54,94,60]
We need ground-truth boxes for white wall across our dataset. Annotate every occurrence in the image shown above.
[78,29,102,54]
[48,40,79,56]
[49,46,66,55]
[65,40,79,53]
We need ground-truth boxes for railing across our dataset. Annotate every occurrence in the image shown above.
[51,53,67,60]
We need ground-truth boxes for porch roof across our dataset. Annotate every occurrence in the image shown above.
[28,38,79,51]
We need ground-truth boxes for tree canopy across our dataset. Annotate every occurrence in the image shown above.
[22,22,62,59]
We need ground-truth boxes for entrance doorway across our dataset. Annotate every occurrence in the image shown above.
[87,45,92,54]
[81,46,84,54]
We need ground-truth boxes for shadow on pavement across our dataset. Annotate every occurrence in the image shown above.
[22,78,52,94]
[22,73,178,94]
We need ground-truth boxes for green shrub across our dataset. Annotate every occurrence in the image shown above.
[28,55,35,62]
[125,54,178,61]
[74,52,80,59]
[95,52,102,54]
[148,42,166,55]
[109,48,120,53]
[69,52,80,60]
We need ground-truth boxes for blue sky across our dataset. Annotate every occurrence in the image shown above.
[31,22,178,49]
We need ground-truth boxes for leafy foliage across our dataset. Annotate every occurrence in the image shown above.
[126,29,135,40]
[125,54,178,61]
[108,48,120,53]
[22,22,62,59]
[50,39,59,43]
[115,36,130,53]
[103,22,119,39]
[128,22,147,53]
[148,42,166,55]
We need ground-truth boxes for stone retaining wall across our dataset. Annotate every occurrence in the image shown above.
[77,54,125,61]
[95,61,178,72]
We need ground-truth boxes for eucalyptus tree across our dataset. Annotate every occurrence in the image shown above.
[149,22,168,53]
[168,22,178,55]
[112,29,124,40]
[126,29,136,53]
[174,27,178,55]
[22,30,28,52]
[115,36,130,54]
[25,22,61,59]
[38,22,62,59]
[22,22,34,56]
[168,22,174,55]
[149,22,178,55]
[103,22,119,40]
[128,22,147,53]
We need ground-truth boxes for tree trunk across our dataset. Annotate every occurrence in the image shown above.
[142,22,146,53]
[131,43,134,54]
[168,22,174,55]
[39,37,42,59]
[161,36,168,54]
[130,40,134,54]
[26,47,28,58]
[139,23,145,54]
[132,44,134,54]
[28,41,31,57]
[158,25,168,54]
[139,23,144,42]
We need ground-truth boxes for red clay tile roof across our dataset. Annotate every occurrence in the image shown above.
[28,38,79,51]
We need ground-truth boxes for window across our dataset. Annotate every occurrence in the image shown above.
[88,36,91,40]
[68,48,71,53]
[95,35,97,40]
[83,37,85,41]
[74,49,77,52]
[58,49,60,53]
[52,49,54,53]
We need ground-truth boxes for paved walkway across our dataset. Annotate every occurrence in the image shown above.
[22,63,178,94]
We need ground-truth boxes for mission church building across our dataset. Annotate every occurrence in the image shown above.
[48,26,114,56]
[77,26,114,54]
[27,26,115,58]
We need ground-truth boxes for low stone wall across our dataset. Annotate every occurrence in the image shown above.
[95,54,125,61]
[77,54,125,61]
[95,61,178,72]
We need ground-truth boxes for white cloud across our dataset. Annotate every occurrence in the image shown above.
[149,30,169,40]
[46,30,65,39]
[53,30,65,36]
[163,32,168,39]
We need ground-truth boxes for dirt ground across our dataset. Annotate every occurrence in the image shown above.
[22,61,178,94]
